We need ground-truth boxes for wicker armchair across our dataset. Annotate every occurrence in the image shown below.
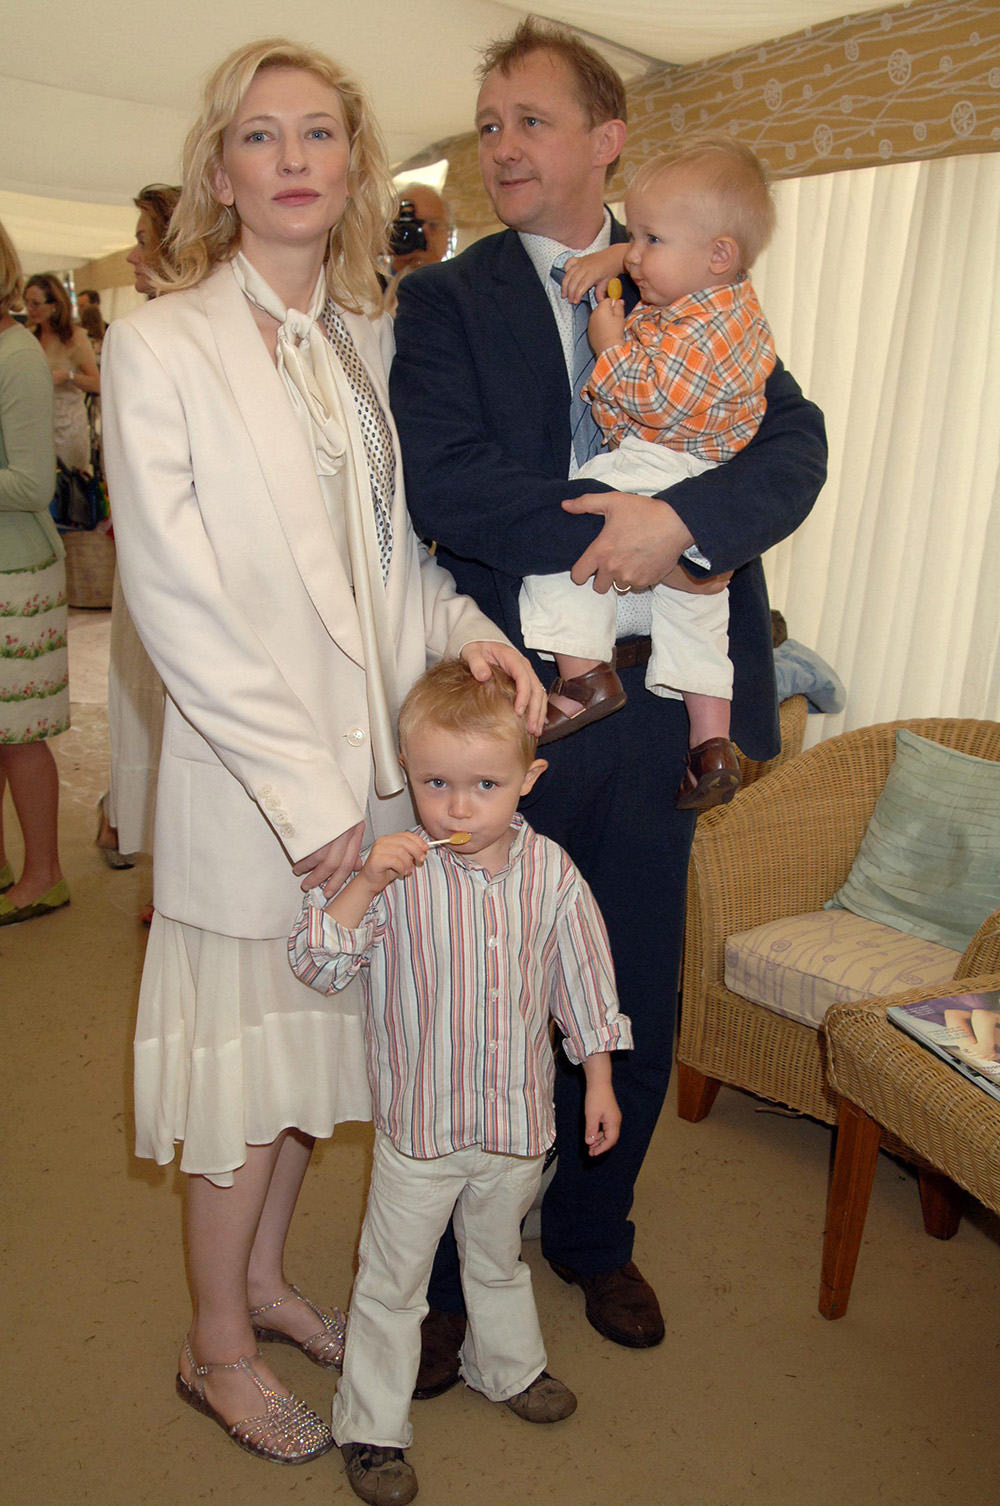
[820,973,1000,1318]
[676,717,1000,1126]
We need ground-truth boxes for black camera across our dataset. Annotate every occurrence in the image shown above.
[389,201,427,257]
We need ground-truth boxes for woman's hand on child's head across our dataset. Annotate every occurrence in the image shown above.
[361,832,429,895]
[587,297,626,357]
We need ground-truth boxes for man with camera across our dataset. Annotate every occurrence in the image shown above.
[387,183,451,279]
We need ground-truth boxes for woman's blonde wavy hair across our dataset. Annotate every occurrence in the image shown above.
[156,38,394,313]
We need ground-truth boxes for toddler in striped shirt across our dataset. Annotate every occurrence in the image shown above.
[289,659,632,1506]
[520,135,777,812]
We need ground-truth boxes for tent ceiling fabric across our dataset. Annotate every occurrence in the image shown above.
[2,0,889,268]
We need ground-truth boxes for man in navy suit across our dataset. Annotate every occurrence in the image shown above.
[391,19,827,1375]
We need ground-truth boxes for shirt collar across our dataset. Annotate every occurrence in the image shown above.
[631,274,749,327]
[415,813,528,876]
[519,208,612,284]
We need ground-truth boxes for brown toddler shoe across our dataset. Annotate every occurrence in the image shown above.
[341,1442,418,1505]
[538,664,626,745]
[675,737,741,810]
[504,1370,577,1423]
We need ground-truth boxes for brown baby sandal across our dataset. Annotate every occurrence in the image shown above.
[675,737,741,810]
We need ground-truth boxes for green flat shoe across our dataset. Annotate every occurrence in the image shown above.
[0,877,70,926]
[0,861,13,893]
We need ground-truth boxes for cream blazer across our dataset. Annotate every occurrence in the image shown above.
[101,262,503,938]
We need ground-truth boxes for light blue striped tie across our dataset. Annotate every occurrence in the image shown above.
[550,257,603,468]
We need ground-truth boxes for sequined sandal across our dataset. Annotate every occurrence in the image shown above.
[175,1340,334,1464]
[250,1284,346,1370]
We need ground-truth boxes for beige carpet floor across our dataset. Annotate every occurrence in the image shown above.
[2,613,997,1506]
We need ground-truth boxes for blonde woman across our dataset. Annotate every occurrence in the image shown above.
[0,220,68,925]
[101,38,543,1467]
[23,272,99,471]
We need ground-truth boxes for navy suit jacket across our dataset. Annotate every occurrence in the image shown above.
[391,221,828,760]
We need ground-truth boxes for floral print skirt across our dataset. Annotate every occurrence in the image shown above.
[0,553,71,743]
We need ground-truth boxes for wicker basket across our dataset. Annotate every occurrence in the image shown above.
[63,529,116,610]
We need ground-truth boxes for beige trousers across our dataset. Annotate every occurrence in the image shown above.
[332,1133,546,1448]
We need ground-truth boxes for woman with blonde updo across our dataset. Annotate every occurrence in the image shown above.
[102,38,543,1468]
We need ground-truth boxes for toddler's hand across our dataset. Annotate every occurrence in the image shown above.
[587,297,626,357]
[360,832,429,895]
[560,245,627,305]
[584,1082,622,1156]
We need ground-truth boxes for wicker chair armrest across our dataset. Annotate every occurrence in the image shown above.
[736,694,808,787]
[957,909,1000,978]
[687,756,873,960]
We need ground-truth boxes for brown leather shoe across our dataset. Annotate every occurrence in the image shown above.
[675,737,741,810]
[549,1260,665,1348]
[504,1370,577,1423]
[412,1307,466,1399]
[538,664,626,745]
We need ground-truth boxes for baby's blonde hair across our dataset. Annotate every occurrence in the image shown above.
[156,38,394,313]
[628,135,776,270]
[398,660,537,771]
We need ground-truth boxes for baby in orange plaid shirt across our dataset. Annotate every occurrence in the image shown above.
[520,137,777,810]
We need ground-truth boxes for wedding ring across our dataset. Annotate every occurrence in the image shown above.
[612,580,631,595]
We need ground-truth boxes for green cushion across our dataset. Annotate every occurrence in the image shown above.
[827,729,1000,952]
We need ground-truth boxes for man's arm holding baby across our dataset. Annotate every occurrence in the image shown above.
[565,362,826,591]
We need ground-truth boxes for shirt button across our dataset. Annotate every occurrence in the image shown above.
[346,728,367,746]
[488,1041,499,1053]
[486,1089,497,1101]
[486,937,499,949]
[488,990,499,1001]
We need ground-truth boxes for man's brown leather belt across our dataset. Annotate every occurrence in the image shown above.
[612,636,652,670]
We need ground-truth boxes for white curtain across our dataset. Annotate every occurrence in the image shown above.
[751,152,1000,744]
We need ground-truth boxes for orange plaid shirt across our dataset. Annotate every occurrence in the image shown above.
[587,277,776,463]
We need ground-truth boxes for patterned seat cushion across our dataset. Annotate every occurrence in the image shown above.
[725,909,961,1029]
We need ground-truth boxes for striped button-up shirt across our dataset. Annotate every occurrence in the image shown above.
[588,276,776,462]
[288,817,631,1160]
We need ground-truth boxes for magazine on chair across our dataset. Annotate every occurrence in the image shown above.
[887,991,1000,1106]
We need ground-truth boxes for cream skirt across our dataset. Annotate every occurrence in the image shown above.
[134,914,372,1187]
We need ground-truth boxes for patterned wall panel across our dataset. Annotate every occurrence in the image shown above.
[404,1,1000,233]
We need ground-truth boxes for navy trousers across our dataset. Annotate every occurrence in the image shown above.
[427,656,697,1308]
